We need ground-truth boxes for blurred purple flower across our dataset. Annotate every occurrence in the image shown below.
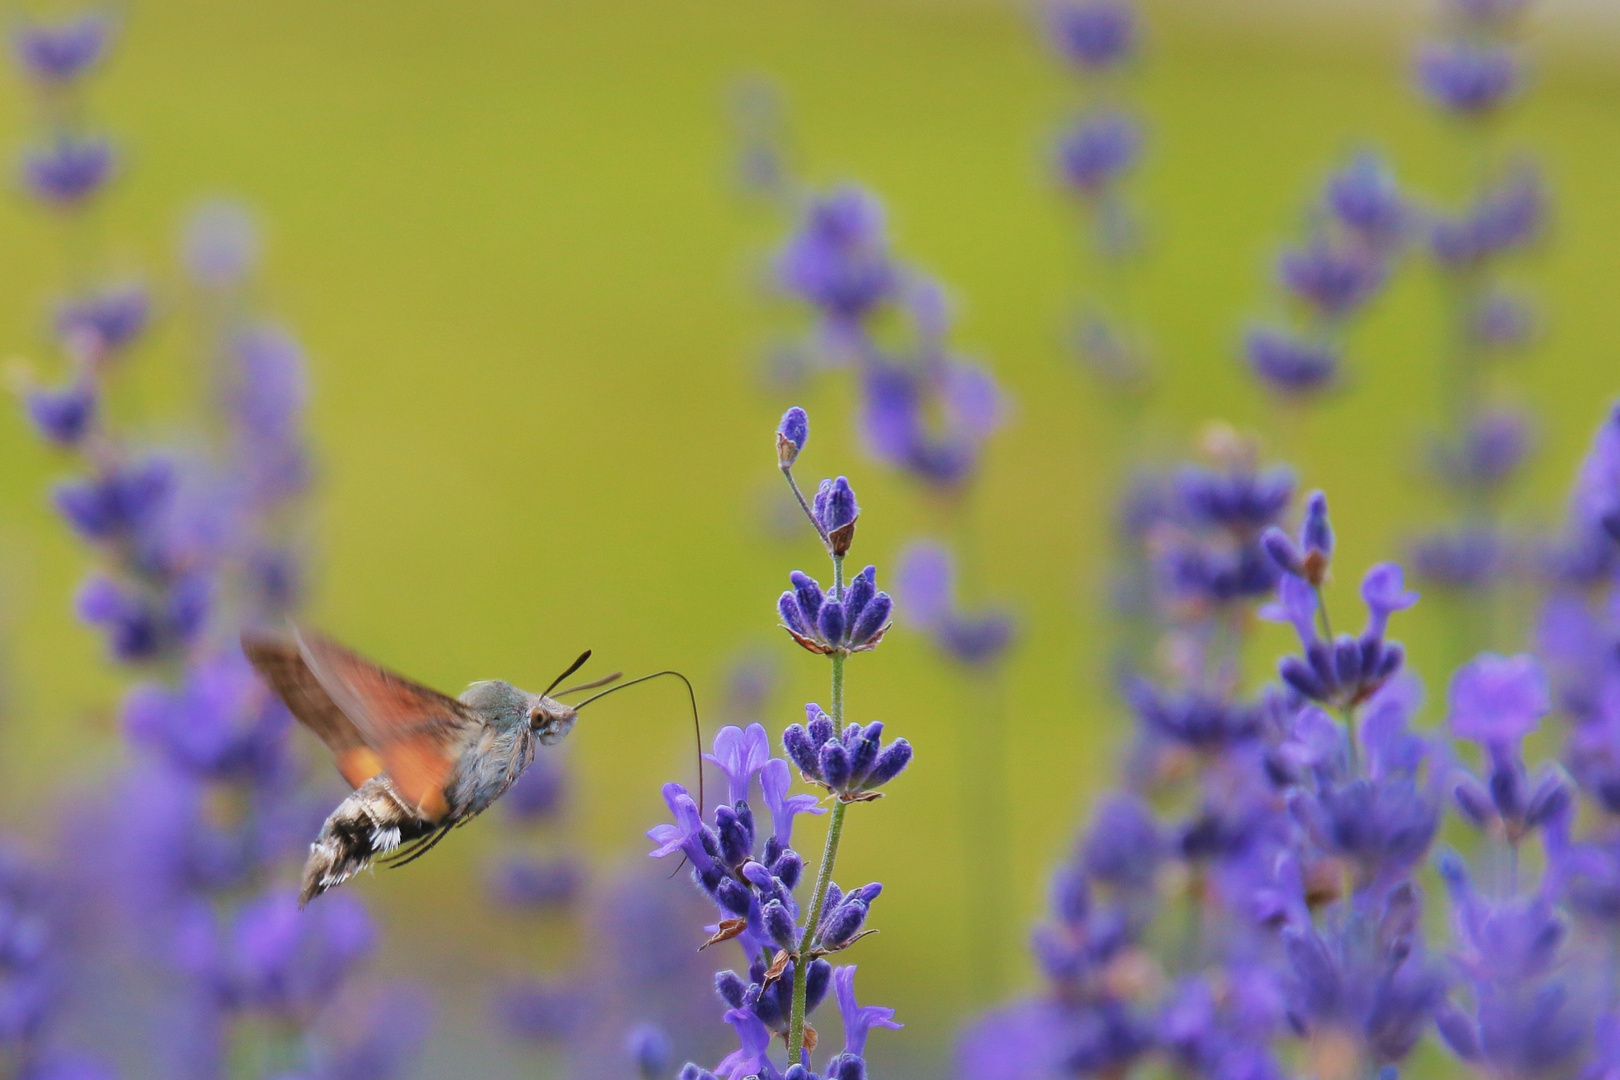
[21,135,113,206]
[778,186,897,324]
[1244,329,1339,400]
[12,13,114,84]
[1277,237,1387,320]
[1417,42,1519,116]
[1057,110,1142,195]
[1448,653,1550,747]
[1047,0,1137,71]
[55,284,149,356]
[895,540,1016,668]
[25,381,96,447]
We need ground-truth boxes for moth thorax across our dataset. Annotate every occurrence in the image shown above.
[528,697,578,744]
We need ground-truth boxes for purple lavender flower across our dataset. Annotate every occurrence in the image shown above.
[1125,678,1261,751]
[760,758,824,846]
[20,135,113,206]
[705,723,772,806]
[858,356,1004,490]
[1325,153,1410,251]
[1434,855,1593,1078]
[12,13,114,84]
[1057,110,1142,196]
[832,966,899,1055]
[1448,652,1550,748]
[1280,886,1446,1065]
[55,284,149,356]
[52,456,173,543]
[894,540,1016,667]
[778,187,897,325]
[1174,463,1294,534]
[1267,562,1415,708]
[1429,166,1546,267]
[75,572,209,663]
[25,380,96,446]
[121,649,290,779]
[220,887,373,1018]
[1277,237,1387,320]
[1431,408,1532,491]
[1047,0,1137,72]
[777,566,892,655]
[783,706,911,799]
[1470,290,1535,349]
[1244,329,1339,400]
[1417,42,1519,116]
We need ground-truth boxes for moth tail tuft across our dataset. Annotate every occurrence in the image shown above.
[299,776,434,905]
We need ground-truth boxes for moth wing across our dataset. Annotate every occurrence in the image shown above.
[241,629,385,790]
[293,629,480,822]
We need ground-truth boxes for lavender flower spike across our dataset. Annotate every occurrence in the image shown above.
[778,566,893,656]
[783,706,911,799]
[705,723,771,806]
[761,758,824,846]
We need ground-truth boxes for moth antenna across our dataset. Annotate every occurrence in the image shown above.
[556,671,623,696]
[575,669,705,814]
[542,649,593,698]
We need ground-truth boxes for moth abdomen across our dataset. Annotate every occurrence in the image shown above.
[301,776,437,906]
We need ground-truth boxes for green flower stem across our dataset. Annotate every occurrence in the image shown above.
[788,641,849,1064]
[788,795,848,1064]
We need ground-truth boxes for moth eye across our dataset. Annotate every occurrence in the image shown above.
[527,706,544,727]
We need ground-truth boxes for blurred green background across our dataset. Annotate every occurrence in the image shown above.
[0,0,1617,1073]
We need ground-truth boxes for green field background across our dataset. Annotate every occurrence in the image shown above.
[0,0,1616,1074]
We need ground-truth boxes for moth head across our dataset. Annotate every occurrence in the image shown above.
[526,696,578,745]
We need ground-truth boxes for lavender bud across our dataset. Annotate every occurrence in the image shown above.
[1525,769,1572,828]
[1245,328,1339,400]
[864,739,913,788]
[715,970,747,1009]
[1489,755,1527,821]
[1281,656,1327,700]
[817,601,847,646]
[1332,635,1363,686]
[1261,526,1303,576]
[715,878,751,916]
[715,806,751,866]
[791,571,824,625]
[813,476,860,555]
[806,704,836,747]
[1417,42,1518,116]
[820,742,851,790]
[773,850,803,891]
[680,1066,721,1080]
[843,566,875,625]
[820,899,869,947]
[805,959,832,1011]
[783,724,820,777]
[847,721,884,782]
[830,1055,868,1080]
[763,900,799,951]
[849,592,892,647]
[778,592,810,636]
[777,406,808,467]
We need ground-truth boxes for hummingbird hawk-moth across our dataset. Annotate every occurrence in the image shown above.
[242,627,658,905]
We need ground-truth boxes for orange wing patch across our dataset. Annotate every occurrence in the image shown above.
[294,630,478,822]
